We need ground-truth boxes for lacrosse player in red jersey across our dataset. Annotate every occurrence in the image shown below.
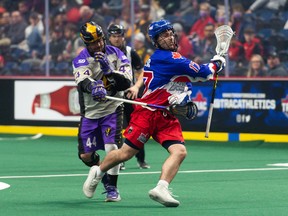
[82,19,225,207]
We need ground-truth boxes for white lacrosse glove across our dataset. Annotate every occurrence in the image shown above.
[168,92,191,106]
[211,55,226,73]
[168,83,193,106]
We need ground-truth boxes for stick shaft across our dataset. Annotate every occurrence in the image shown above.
[205,74,218,138]
[105,95,147,106]
[105,96,167,109]
[205,104,214,138]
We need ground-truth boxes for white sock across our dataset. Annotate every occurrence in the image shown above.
[157,180,169,189]
[96,166,105,178]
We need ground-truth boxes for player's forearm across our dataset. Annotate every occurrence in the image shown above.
[107,72,131,91]
[78,77,94,93]
[134,70,144,89]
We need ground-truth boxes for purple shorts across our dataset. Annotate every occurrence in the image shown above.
[78,106,123,154]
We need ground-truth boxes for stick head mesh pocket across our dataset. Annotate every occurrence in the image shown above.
[214,25,234,56]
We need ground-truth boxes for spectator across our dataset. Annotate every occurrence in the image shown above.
[174,0,198,17]
[215,4,226,27]
[173,22,193,58]
[150,0,165,21]
[138,4,153,37]
[192,23,216,64]
[44,27,67,74]
[66,7,80,24]
[266,51,288,77]
[50,7,67,31]
[228,37,246,76]
[102,0,123,17]
[246,54,268,77]
[27,0,45,14]
[0,11,10,47]
[18,1,30,23]
[78,5,107,32]
[0,5,6,14]
[7,10,28,47]
[230,3,246,41]
[50,0,68,17]
[62,23,84,62]
[126,4,152,48]
[133,32,152,66]
[188,2,216,39]
[25,12,44,58]
[229,37,244,63]
[4,10,29,69]
[242,26,264,62]
[158,0,180,15]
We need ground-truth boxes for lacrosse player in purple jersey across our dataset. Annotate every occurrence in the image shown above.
[72,21,132,202]
[80,19,225,207]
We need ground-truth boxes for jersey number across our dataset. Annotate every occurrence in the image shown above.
[86,137,97,148]
[143,70,153,94]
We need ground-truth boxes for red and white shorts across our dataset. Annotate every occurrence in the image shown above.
[123,107,184,149]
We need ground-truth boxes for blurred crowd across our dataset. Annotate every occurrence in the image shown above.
[0,0,287,77]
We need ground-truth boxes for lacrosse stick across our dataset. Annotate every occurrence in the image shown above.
[105,96,198,120]
[205,25,234,138]
[105,95,167,109]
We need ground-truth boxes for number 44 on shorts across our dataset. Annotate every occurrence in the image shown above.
[86,137,97,148]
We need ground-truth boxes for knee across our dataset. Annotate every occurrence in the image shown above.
[79,152,100,167]
[178,147,187,160]
[170,145,187,160]
[79,153,90,161]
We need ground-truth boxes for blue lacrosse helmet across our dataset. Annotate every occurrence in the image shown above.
[148,19,174,46]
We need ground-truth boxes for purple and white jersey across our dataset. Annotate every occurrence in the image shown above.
[72,45,132,119]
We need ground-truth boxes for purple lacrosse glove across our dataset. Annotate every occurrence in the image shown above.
[91,80,107,102]
[94,52,112,75]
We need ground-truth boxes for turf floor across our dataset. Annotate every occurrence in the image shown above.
[0,135,288,216]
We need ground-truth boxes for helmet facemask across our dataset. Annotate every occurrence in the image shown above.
[155,29,178,52]
[148,20,178,52]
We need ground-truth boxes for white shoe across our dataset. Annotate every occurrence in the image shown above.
[148,185,180,207]
[83,166,101,198]
[119,162,126,170]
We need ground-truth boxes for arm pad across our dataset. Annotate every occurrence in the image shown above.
[78,78,94,93]
[106,73,131,91]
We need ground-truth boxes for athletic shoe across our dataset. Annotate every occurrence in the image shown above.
[120,162,126,170]
[83,166,101,198]
[137,161,150,169]
[148,185,180,207]
[103,185,121,202]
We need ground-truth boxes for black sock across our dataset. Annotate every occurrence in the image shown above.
[108,174,118,187]
[135,148,145,162]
